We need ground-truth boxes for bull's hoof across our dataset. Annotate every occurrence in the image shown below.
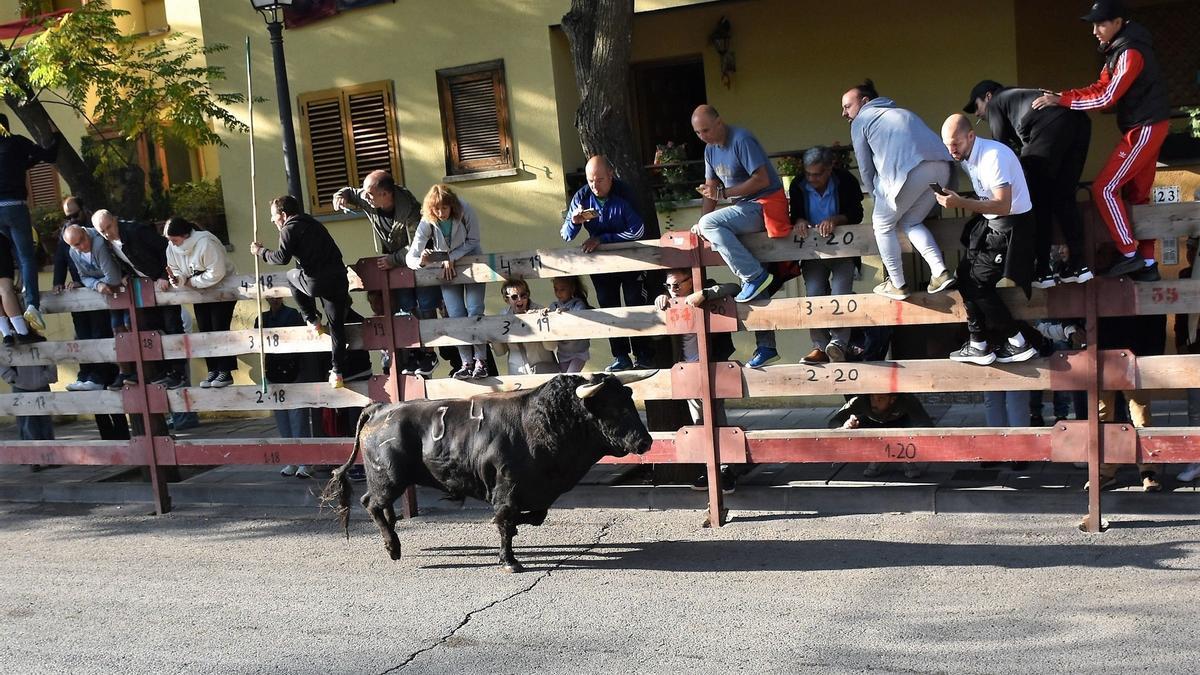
[501,561,525,573]
[387,546,402,561]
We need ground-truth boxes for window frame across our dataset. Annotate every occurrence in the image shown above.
[436,59,515,179]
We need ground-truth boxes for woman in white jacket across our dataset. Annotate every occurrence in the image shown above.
[163,217,238,388]
[407,184,487,379]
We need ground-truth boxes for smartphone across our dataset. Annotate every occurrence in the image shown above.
[579,208,600,221]
[423,250,450,262]
[928,182,949,196]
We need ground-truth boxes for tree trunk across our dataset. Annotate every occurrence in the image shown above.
[5,93,108,210]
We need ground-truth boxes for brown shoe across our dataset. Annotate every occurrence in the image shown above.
[1142,473,1162,493]
[801,348,829,364]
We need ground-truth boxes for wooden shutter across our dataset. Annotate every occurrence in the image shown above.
[299,81,402,215]
[437,60,514,176]
[25,162,61,209]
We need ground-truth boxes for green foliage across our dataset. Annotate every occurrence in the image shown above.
[775,155,800,177]
[653,141,701,210]
[169,178,228,243]
[1185,107,1200,139]
[1,1,246,150]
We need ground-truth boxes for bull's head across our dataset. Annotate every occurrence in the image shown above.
[575,372,655,456]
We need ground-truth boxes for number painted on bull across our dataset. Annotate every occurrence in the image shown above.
[884,442,917,459]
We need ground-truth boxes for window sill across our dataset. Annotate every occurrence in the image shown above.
[442,167,519,183]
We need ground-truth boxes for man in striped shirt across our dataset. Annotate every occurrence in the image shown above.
[1033,0,1170,280]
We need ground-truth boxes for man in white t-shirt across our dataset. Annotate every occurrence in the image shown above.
[936,114,1037,366]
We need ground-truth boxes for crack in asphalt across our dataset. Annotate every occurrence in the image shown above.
[377,519,615,674]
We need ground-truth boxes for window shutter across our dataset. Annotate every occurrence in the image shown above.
[347,88,397,185]
[299,93,351,214]
[438,60,514,176]
[25,162,60,209]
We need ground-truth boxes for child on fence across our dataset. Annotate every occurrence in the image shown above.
[0,232,46,346]
[2,363,57,448]
[493,279,559,375]
[547,276,591,373]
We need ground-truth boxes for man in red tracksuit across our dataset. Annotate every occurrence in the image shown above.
[1033,0,1170,281]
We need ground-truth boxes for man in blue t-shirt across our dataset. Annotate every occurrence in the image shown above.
[561,155,653,371]
[690,105,784,303]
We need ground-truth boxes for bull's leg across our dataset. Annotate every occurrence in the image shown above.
[515,509,548,527]
[362,492,402,561]
[383,505,398,527]
[494,508,523,573]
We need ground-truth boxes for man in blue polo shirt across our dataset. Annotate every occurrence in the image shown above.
[562,155,653,372]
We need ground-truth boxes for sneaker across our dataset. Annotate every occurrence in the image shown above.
[328,370,345,389]
[1068,328,1087,350]
[1083,475,1119,491]
[1059,265,1094,284]
[1101,254,1146,278]
[67,380,103,392]
[1177,463,1200,482]
[469,360,488,379]
[23,305,46,331]
[801,347,829,365]
[210,371,234,388]
[280,464,298,477]
[632,357,655,370]
[734,269,774,303]
[1130,263,1161,282]
[949,341,997,365]
[691,472,709,491]
[347,465,367,482]
[415,353,438,378]
[873,279,910,301]
[926,271,956,294]
[903,463,922,479]
[605,356,634,373]
[824,341,847,362]
[746,346,779,368]
[399,353,419,376]
[863,462,882,478]
[295,465,313,479]
[199,371,218,389]
[1031,274,1059,290]
[163,374,187,390]
[150,373,174,386]
[107,373,136,390]
[15,332,46,345]
[718,466,737,494]
[1141,472,1162,493]
[1,335,12,347]
[994,341,1037,364]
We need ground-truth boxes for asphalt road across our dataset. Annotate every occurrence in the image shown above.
[2,502,1198,674]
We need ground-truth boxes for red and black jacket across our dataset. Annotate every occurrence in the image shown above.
[1060,21,1169,132]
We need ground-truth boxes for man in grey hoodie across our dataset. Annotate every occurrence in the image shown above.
[842,79,957,301]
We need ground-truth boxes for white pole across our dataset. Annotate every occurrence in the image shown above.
[247,37,268,395]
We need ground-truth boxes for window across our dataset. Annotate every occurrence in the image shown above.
[298,81,403,215]
[436,60,515,178]
[25,162,60,209]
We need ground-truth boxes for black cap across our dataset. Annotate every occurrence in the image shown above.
[963,80,1004,115]
[1081,0,1126,22]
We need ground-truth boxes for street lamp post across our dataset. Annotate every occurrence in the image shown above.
[250,0,303,201]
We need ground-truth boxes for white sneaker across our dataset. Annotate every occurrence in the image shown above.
[280,465,298,477]
[23,305,46,332]
[295,465,313,479]
[1178,463,1200,482]
[66,380,90,392]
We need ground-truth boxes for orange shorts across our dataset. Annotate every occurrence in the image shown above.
[755,189,791,238]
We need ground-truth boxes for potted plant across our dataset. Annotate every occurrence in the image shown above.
[776,155,801,192]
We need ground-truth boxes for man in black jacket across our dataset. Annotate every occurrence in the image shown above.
[964,81,1092,288]
[252,195,355,389]
[787,145,866,364]
[0,113,60,330]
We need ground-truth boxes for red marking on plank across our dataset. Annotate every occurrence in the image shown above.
[182,388,193,413]
[182,333,192,359]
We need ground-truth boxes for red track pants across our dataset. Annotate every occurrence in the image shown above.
[1092,120,1168,258]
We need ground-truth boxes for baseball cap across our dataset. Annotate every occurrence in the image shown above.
[963,80,1005,115]
[1082,0,1127,22]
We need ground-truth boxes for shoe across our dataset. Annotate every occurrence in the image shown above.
[863,462,882,478]
[173,415,199,431]
[295,465,313,479]
[605,356,634,373]
[307,318,328,336]
[1083,475,1119,491]
[632,357,655,370]
[994,341,1037,364]
[1177,463,1200,482]
[469,360,488,379]
[67,380,104,392]
[199,371,218,389]
[747,346,779,368]
[801,347,829,365]
[691,472,708,491]
[15,332,46,344]
[873,279,911,301]
[824,341,847,362]
[328,370,345,389]
[347,465,367,483]
[1068,328,1087,351]
[1059,265,1094,284]
[1,335,12,348]
[415,353,438,378]
[1141,472,1162,493]
[719,466,737,494]
[903,463,922,479]
[280,465,298,477]
[163,374,186,390]
[926,271,956,294]
[210,371,234,388]
[107,374,136,390]
[949,341,997,365]
[23,305,46,332]
[1130,263,1160,282]
[734,270,774,303]
[399,353,419,376]
[1031,274,1059,289]
[1101,254,1146,278]
[452,364,474,380]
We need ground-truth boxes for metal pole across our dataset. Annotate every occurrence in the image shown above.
[248,38,268,395]
[266,20,303,202]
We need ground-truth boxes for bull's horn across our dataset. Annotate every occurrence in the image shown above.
[575,381,604,399]
[613,370,658,385]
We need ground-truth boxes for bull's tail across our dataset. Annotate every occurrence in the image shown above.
[319,405,375,539]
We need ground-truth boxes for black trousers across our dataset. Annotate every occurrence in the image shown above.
[1022,114,1091,274]
[288,268,351,374]
[591,270,653,362]
[194,300,238,373]
[71,309,118,385]
[957,222,1016,342]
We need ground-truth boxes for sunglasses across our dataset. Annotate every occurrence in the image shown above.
[506,292,529,300]
[664,281,690,290]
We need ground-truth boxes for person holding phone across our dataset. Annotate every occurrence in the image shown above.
[561,155,654,372]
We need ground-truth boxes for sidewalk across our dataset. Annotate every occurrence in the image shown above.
[2,402,1197,514]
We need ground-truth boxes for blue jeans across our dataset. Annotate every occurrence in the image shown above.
[0,203,39,308]
[696,201,765,282]
[802,257,856,350]
[13,385,54,440]
[273,407,312,438]
[441,282,487,362]
[985,390,1031,427]
[394,286,442,317]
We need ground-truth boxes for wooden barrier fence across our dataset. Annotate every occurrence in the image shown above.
[2,200,1200,529]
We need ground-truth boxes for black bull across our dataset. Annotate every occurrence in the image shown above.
[320,373,654,572]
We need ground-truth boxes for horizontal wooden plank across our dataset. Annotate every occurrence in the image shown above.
[742,426,1080,463]
[740,358,1055,397]
[422,368,672,401]
[0,390,127,415]
[1132,354,1200,390]
[1137,428,1200,464]
[167,382,373,413]
[0,338,115,367]
[1131,201,1200,238]
[172,438,355,465]
[419,305,687,348]
[0,440,148,465]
